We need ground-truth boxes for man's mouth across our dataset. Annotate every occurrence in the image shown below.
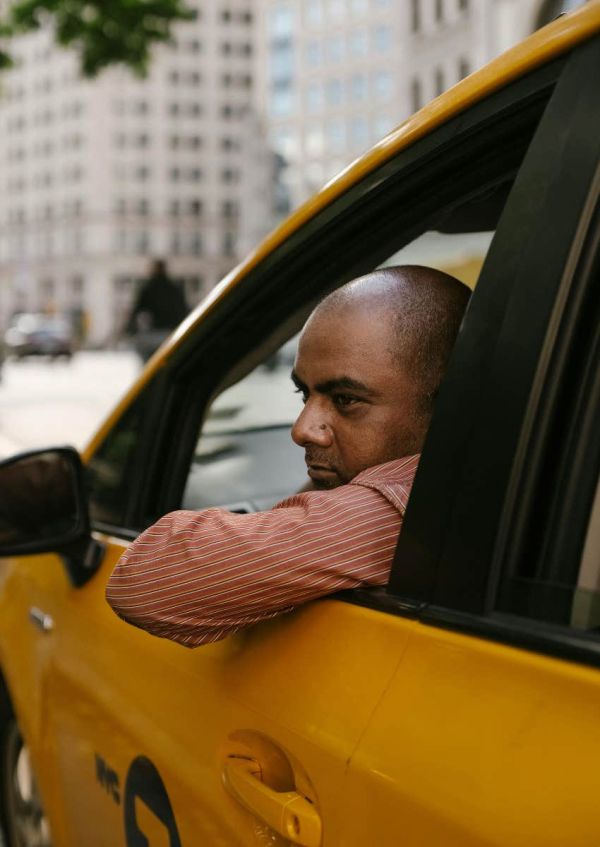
[306,463,339,483]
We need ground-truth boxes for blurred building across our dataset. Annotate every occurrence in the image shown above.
[256,0,586,212]
[0,0,273,345]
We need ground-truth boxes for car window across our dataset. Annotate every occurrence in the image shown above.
[182,228,495,514]
[87,394,148,529]
[182,337,306,512]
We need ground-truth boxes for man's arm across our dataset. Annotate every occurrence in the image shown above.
[105,483,403,647]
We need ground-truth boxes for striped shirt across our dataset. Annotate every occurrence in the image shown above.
[106,454,419,647]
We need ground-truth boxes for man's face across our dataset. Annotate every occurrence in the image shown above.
[291,307,424,489]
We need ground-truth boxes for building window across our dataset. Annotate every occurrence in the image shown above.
[221,168,239,183]
[326,78,343,106]
[170,200,180,217]
[434,66,445,96]
[435,0,443,23]
[349,116,369,149]
[326,118,345,152]
[411,76,422,111]
[269,4,294,37]
[326,35,344,64]
[411,0,420,33]
[350,0,368,14]
[374,26,392,52]
[458,0,468,10]
[137,232,150,255]
[270,87,294,117]
[349,28,368,57]
[349,74,367,102]
[222,199,238,219]
[223,231,236,256]
[458,56,471,79]
[305,40,321,66]
[190,233,203,255]
[304,0,322,27]
[171,233,181,254]
[190,200,203,216]
[373,71,393,99]
[305,82,322,113]
[71,275,84,296]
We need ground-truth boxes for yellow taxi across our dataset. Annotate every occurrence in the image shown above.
[1,4,600,845]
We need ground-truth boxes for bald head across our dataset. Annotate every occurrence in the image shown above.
[309,265,470,412]
[292,266,470,487]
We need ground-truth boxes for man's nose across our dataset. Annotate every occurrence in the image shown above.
[291,401,333,447]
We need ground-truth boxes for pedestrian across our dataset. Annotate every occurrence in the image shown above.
[126,258,189,362]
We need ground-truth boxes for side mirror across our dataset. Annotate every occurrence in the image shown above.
[0,447,103,586]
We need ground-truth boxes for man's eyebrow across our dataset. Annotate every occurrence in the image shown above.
[290,370,306,389]
[316,376,377,395]
[291,370,378,397]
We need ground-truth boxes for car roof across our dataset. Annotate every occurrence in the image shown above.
[85,0,600,458]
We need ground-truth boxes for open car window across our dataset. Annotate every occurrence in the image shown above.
[182,225,494,513]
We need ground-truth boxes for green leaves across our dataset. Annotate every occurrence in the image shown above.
[0,0,195,77]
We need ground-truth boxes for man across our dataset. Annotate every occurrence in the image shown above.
[126,258,189,362]
[107,266,470,646]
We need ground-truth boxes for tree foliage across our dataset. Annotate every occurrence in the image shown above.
[0,0,195,76]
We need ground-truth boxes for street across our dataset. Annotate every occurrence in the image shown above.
[0,351,142,459]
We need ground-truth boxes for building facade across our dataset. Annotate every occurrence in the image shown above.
[0,0,272,345]
[0,0,584,344]
[257,0,584,212]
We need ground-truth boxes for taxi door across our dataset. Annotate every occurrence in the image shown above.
[341,35,600,846]
[40,545,410,846]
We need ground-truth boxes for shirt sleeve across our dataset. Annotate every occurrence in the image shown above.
[105,481,403,648]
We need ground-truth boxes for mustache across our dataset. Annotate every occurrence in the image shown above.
[304,449,335,469]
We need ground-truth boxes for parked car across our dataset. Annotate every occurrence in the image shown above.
[0,5,600,846]
[4,314,74,360]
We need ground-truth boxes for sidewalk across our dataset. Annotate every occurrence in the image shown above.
[0,351,140,460]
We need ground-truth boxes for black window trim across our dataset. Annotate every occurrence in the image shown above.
[384,35,600,666]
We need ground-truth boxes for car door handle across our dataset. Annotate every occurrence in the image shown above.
[29,607,54,632]
[223,758,321,847]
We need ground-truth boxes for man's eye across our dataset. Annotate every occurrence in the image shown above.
[333,394,358,408]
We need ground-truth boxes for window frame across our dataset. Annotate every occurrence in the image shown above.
[387,35,600,667]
